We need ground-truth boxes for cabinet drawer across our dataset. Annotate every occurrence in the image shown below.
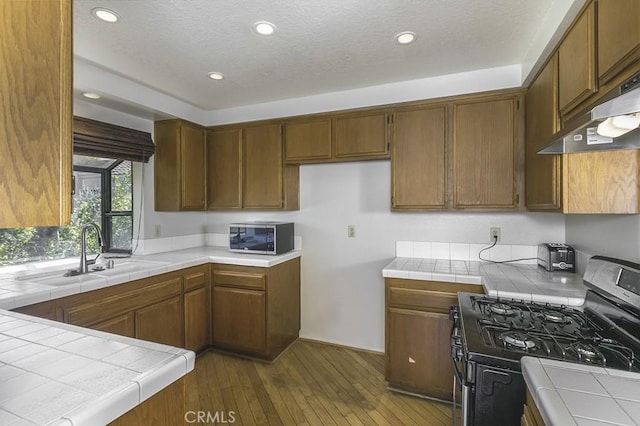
[184,270,207,291]
[388,287,458,313]
[212,270,265,290]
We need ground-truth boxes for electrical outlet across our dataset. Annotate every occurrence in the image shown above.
[347,225,356,238]
[490,227,501,242]
[154,224,162,238]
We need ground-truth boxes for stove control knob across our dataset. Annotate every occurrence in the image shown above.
[454,347,464,362]
[558,262,567,269]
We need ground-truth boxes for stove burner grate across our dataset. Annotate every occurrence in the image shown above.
[565,342,606,365]
[489,303,516,316]
[540,310,571,324]
[499,331,538,350]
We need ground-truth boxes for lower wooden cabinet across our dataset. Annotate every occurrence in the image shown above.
[385,278,484,400]
[92,312,135,338]
[212,286,267,353]
[184,286,210,352]
[211,257,300,360]
[136,295,183,347]
[521,389,545,426]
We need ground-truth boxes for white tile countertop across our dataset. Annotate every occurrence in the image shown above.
[0,309,195,425]
[0,246,301,310]
[382,257,586,306]
[521,356,640,426]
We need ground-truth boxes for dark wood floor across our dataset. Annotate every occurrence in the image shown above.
[186,340,453,425]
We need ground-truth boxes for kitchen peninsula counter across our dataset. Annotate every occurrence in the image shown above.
[382,257,586,306]
[0,309,195,425]
[521,356,640,425]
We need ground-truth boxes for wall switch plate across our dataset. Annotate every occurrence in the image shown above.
[490,227,501,242]
[154,224,162,238]
[347,225,356,238]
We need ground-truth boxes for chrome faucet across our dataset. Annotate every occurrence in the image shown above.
[65,223,105,276]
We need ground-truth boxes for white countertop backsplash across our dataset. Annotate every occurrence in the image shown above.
[383,241,586,306]
[522,357,640,426]
[0,309,195,426]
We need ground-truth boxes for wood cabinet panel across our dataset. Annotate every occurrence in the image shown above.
[597,0,640,84]
[13,300,57,321]
[92,313,135,338]
[154,120,206,211]
[388,288,458,314]
[180,123,206,210]
[0,0,72,227]
[284,118,332,162]
[558,2,596,116]
[386,308,454,401]
[185,286,210,352]
[453,97,518,208]
[392,106,447,209]
[61,277,182,327]
[212,286,266,354]
[212,270,266,290]
[563,150,640,213]
[184,269,207,292]
[244,124,285,209]
[333,111,389,159]
[135,295,184,347]
[206,128,243,209]
[110,377,186,426]
[525,54,562,211]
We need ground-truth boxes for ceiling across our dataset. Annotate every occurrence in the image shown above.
[73,0,580,118]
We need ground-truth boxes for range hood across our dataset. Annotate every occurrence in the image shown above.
[538,72,640,154]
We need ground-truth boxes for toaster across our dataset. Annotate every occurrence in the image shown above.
[537,243,575,272]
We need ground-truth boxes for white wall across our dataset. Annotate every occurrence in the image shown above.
[205,161,566,352]
[566,215,640,263]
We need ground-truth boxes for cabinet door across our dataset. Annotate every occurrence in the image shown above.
[244,124,284,209]
[525,55,562,211]
[453,96,518,208]
[392,106,447,209]
[386,308,454,401]
[12,300,57,321]
[180,123,206,210]
[597,0,640,84]
[0,0,72,227]
[558,2,596,116]
[135,296,184,347]
[212,286,266,354]
[207,128,243,209]
[563,150,640,213]
[284,118,332,162]
[92,313,135,338]
[185,287,210,352]
[333,111,389,159]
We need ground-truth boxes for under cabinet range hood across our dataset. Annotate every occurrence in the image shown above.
[539,72,640,154]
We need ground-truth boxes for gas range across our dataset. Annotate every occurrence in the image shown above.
[458,294,639,371]
[450,256,640,426]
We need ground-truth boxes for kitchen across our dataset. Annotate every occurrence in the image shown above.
[2,0,640,425]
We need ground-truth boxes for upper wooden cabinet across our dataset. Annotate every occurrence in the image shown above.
[597,0,640,85]
[563,150,640,214]
[154,119,206,211]
[558,1,597,117]
[453,94,521,209]
[525,54,562,211]
[284,110,390,163]
[391,106,447,210]
[0,0,72,227]
[284,117,332,162]
[206,123,299,211]
[207,128,243,209]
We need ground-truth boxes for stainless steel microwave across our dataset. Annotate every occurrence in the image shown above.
[229,222,294,255]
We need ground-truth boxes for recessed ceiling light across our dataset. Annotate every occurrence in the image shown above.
[395,31,417,45]
[82,92,101,100]
[91,7,119,23]
[253,21,276,36]
[208,72,225,80]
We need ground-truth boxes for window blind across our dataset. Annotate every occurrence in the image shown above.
[73,116,155,163]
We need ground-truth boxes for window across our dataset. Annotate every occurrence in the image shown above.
[0,155,133,266]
